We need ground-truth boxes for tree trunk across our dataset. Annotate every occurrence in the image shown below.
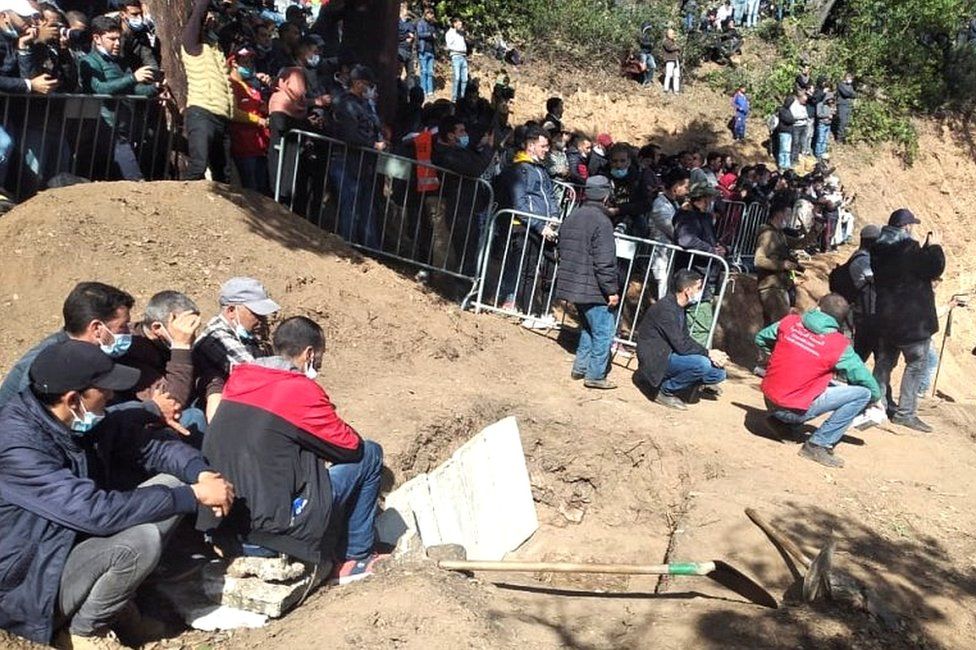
[145,0,191,110]
[809,0,839,33]
[342,0,400,125]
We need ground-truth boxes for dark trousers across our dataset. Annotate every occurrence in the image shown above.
[184,106,231,182]
[853,313,879,362]
[56,474,183,636]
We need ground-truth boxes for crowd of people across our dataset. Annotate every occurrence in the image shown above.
[0,279,387,648]
[0,1,965,646]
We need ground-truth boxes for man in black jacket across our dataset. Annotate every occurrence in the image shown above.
[835,72,856,143]
[871,208,946,432]
[636,269,728,409]
[0,341,233,647]
[555,176,620,389]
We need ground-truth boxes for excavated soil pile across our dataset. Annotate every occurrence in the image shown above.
[1,168,975,647]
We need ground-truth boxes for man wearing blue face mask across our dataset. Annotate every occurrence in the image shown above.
[194,276,280,420]
[0,340,235,647]
[635,269,728,410]
[600,142,652,238]
[0,282,194,438]
[0,281,135,411]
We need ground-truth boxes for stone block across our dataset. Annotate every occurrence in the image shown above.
[377,416,538,561]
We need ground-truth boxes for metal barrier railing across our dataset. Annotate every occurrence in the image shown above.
[715,200,770,269]
[470,208,731,349]
[273,129,495,293]
[0,92,178,201]
[553,179,580,220]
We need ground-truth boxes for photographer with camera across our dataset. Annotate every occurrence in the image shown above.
[80,15,160,180]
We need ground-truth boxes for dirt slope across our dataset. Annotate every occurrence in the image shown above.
[1,179,974,649]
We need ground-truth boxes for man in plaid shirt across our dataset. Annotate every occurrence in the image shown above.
[194,277,280,419]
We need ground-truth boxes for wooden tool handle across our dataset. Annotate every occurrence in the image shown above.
[437,560,716,576]
[745,507,811,569]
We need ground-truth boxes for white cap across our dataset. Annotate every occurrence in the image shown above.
[0,0,39,16]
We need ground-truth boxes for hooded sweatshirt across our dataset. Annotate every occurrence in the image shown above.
[756,309,881,410]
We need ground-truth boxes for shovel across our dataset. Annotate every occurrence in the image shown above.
[428,545,778,609]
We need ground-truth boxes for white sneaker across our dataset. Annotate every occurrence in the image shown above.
[752,365,767,377]
[521,315,557,330]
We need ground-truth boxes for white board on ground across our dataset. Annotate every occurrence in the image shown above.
[376,416,538,561]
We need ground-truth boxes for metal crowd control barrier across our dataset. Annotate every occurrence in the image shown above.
[273,129,494,295]
[553,179,580,220]
[715,200,770,270]
[471,209,731,349]
[0,92,178,201]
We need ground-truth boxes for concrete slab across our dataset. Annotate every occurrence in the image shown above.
[377,416,539,561]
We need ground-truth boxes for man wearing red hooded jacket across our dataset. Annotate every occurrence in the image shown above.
[199,316,386,585]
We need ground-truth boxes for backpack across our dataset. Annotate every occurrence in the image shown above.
[828,253,860,303]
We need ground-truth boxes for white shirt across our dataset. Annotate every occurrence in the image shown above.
[716,5,733,23]
[445,27,467,55]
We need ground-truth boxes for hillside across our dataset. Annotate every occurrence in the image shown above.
[0,175,974,648]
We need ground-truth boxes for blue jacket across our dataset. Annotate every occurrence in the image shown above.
[416,18,437,54]
[0,390,207,644]
[510,153,559,233]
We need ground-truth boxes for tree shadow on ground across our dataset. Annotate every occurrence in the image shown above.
[686,501,976,648]
[638,117,728,157]
[208,182,362,261]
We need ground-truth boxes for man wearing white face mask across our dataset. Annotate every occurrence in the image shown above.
[200,316,388,585]
[0,340,235,647]
[194,277,279,420]
[635,269,728,410]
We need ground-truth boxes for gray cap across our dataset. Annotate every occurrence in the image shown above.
[585,175,612,200]
[218,277,281,316]
[860,224,881,241]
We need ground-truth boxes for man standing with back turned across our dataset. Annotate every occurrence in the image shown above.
[555,176,620,390]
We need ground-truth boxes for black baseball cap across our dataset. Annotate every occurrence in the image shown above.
[888,208,920,227]
[29,340,141,395]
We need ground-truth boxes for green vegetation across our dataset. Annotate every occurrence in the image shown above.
[432,0,676,62]
[432,0,976,163]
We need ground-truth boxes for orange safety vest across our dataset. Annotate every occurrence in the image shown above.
[413,130,441,193]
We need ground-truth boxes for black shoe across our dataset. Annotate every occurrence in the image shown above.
[570,371,585,381]
[654,391,688,410]
[798,442,844,468]
[700,385,723,400]
[891,415,933,433]
[584,378,617,390]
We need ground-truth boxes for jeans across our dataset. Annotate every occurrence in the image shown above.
[234,155,271,195]
[803,120,815,155]
[768,384,872,448]
[746,0,761,27]
[638,52,657,85]
[572,303,616,381]
[732,0,747,24]
[450,54,469,102]
[836,106,852,143]
[664,61,681,93]
[113,141,144,181]
[0,124,14,190]
[873,338,930,418]
[660,353,726,395]
[178,406,208,450]
[814,123,831,158]
[733,114,747,140]
[792,124,806,163]
[18,126,71,199]
[184,106,231,182]
[328,440,383,560]
[683,12,696,31]
[917,340,940,395]
[329,149,380,248]
[777,132,792,169]
[418,51,435,96]
[57,474,183,636]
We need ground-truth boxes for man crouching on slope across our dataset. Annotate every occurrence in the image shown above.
[199,316,386,585]
[756,293,882,468]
